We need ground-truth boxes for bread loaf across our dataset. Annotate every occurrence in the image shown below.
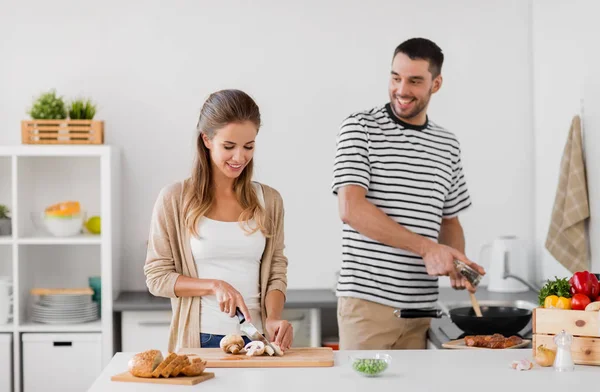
[127,350,163,378]
[170,355,190,377]
[128,350,206,378]
[161,355,185,378]
[180,358,207,377]
[151,353,177,378]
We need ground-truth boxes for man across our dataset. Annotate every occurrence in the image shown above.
[332,38,485,350]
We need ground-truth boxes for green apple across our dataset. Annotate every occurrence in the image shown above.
[86,216,101,234]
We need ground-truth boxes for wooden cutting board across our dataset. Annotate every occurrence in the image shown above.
[111,371,215,385]
[442,338,531,349]
[178,347,334,368]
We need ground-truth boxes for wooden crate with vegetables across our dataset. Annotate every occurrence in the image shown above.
[533,271,600,366]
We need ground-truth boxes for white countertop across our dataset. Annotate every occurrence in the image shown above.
[89,350,597,392]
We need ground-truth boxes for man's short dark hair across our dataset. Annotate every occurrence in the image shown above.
[393,38,444,78]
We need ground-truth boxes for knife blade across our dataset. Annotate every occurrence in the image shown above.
[235,308,280,356]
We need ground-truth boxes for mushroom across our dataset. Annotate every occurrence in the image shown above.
[265,343,284,357]
[244,341,265,356]
[219,334,244,354]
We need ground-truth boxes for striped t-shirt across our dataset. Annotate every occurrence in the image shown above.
[332,103,472,309]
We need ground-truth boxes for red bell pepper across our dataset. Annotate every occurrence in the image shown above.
[569,271,600,301]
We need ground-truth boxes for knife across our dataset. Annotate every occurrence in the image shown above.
[235,308,280,356]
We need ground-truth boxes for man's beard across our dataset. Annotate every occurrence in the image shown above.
[390,89,432,121]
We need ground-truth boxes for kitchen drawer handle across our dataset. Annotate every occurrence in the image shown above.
[53,341,72,347]
[138,321,171,327]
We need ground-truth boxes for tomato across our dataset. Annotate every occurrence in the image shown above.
[571,293,591,310]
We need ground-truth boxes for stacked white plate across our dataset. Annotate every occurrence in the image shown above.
[31,294,99,324]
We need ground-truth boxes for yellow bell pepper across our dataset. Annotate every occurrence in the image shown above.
[556,297,571,310]
[544,295,571,309]
[544,295,558,308]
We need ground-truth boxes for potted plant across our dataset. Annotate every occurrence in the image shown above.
[0,205,11,236]
[27,89,67,120]
[68,98,97,120]
[21,90,104,145]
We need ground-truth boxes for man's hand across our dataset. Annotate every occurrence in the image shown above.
[265,318,293,351]
[448,269,478,292]
[421,242,485,286]
[449,268,467,290]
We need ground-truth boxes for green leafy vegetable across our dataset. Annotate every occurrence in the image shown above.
[538,276,571,306]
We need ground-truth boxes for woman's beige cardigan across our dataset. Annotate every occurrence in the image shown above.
[143,179,288,352]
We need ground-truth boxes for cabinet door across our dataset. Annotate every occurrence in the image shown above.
[122,311,172,353]
[0,334,11,392]
[22,333,101,392]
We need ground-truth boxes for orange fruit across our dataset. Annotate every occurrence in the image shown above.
[45,201,81,217]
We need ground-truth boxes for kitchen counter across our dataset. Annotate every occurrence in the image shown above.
[114,288,539,349]
[113,290,338,348]
[89,349,595,391]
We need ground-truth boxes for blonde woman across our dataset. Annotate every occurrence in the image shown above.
[144,89,292,353]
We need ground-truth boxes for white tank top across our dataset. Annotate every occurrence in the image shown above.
[191,183,266,335]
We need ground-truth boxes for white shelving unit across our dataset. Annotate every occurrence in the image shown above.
[0,145,120,392]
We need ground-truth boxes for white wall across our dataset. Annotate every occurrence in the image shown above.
[532,0,600,280]
[0,0,534,290]
[584,7,600,275]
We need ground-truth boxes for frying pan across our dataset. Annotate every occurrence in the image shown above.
[394,305,532,336]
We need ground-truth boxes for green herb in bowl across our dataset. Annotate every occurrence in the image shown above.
[350,354,391,377]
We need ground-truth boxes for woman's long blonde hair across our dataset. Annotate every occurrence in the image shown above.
[182,89,270,238]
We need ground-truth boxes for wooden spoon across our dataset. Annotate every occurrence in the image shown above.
[469,292,483,317]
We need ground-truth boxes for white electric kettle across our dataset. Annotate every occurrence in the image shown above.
[480,236,530,293]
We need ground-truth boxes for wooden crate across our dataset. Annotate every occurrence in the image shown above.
[533,307,600,365]
[21,120,104,145]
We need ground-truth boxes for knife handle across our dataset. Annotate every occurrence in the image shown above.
[235,307,245,324]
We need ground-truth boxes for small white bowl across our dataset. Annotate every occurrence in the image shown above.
[349,353,392,377]
[32,211,85,237]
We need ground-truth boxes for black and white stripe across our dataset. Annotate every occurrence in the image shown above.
[332,104,472,309]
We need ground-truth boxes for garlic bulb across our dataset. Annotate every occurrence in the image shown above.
[510,359,533,371]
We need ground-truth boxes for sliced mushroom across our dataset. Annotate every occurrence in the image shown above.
[265,343,284,356]
[220,334,245,354]
[244,341,265,356]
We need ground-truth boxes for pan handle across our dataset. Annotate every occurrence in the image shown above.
[394,309,444,319]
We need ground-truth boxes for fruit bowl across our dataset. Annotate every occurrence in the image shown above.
[349,353,391,377]
[32,211,86,237]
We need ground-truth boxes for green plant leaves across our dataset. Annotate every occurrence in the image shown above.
[69,99,97,120]
[28,90,97,120]
[28,90,67,120]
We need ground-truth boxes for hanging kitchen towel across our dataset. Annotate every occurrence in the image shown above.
[545,115,590,273]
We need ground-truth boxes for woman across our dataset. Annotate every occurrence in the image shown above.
[144,89,292,353]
